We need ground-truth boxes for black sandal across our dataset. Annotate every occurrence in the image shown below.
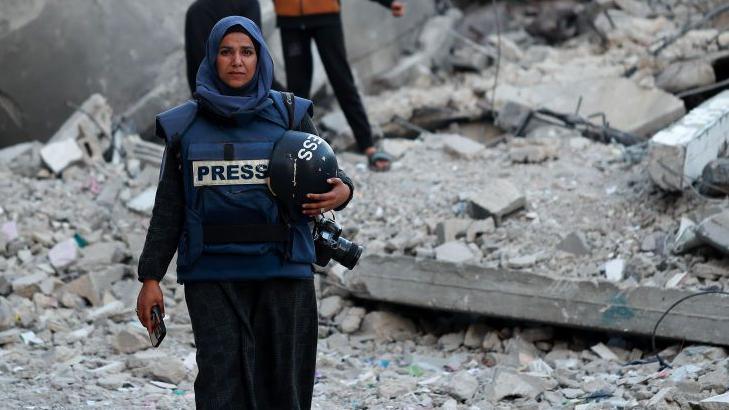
[367,151,394,172]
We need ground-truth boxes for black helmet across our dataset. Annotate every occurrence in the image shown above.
[269,131,338,221]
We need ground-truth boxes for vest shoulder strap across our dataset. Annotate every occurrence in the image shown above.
[269,90,313,130]
[155,100,198,146]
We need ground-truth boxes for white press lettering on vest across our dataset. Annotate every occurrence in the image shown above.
[192,160,269,187]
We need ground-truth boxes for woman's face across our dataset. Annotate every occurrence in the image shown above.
[216,32,257,89]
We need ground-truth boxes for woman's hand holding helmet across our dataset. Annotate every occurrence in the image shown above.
[301,178,350,216]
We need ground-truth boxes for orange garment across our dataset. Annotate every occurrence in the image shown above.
[274,0,341,17]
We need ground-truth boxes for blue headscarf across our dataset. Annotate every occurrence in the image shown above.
[195,16,273,117]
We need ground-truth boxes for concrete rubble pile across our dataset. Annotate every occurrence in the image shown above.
[1,0,729,408]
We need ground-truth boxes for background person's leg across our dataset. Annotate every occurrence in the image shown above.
[313,24,375,153]
[252,278,318,410]
[185,282,257,410]
[281,28,314,99]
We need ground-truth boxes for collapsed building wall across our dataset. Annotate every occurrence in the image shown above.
[0,0,436,148]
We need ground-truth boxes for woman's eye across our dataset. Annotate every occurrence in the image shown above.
[220,50,230,56]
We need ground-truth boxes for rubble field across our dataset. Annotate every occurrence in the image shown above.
[2,0,729,408]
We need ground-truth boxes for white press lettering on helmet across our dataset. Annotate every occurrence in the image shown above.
[297,135,323,161]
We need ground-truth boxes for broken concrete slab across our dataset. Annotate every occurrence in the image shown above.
[434,241,475,264]
[64,266,126,307]
[495,77,685,138]
[0,141,43,177]
[447,370,478,401]
[346,255,729,345]
[47,94,111,144]
[40,138,84,175]
[648,90,729,192]
[656,60,717,94]
[466,179,526,222]
[373,9,463,89]
[442,134,486,159]
[697,211,729,255]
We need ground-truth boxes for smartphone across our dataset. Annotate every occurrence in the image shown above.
[149,305,167,347]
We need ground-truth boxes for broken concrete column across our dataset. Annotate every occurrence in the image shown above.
[648,90,729,191]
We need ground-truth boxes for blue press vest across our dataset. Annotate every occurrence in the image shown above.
[156,91,316,282]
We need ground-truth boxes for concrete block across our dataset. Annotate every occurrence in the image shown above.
[447,371,478,401]
[40,138,84,174]
[358,311,416,342]
[382,138,417,159]
[604,259,625,282]
[11,272,47,299]
[648,90,729,191]
[87,300,126,321]
[697,211,729,255]
[126,187,157,216]
[442,134,485,159]
[65,266,125,307]
[77,242,126,271]
[490,370,546,401]
[656,60,716,93]
[466,218,495,242]
[435,241,475,264]
[435,219,471,245]
[464,323,489,348]
[557,231,591,256]
[48,239,78,269]
[319,295,343,319]
[112,325,150,354]
[466,179,526,221]
[0,296,13,330]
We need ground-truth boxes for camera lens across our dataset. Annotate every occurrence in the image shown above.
[333,237,363,270]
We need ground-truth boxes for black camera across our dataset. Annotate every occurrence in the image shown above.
[313,216,363,270]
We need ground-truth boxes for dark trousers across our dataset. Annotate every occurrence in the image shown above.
[281,24,374,152]
[185,278,318,410]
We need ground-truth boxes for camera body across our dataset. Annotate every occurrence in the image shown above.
[314,217,363,270]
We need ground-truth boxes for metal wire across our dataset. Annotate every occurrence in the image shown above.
[652,290,729,370]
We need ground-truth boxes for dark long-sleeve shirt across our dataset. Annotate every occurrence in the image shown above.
[137,114,354,282]
[185,0,263,93]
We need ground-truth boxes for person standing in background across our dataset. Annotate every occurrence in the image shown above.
[274,0,405,171]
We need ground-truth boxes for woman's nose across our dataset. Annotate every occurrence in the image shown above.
[232,52,243,66]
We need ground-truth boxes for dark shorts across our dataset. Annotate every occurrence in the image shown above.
[185,278,318,410]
